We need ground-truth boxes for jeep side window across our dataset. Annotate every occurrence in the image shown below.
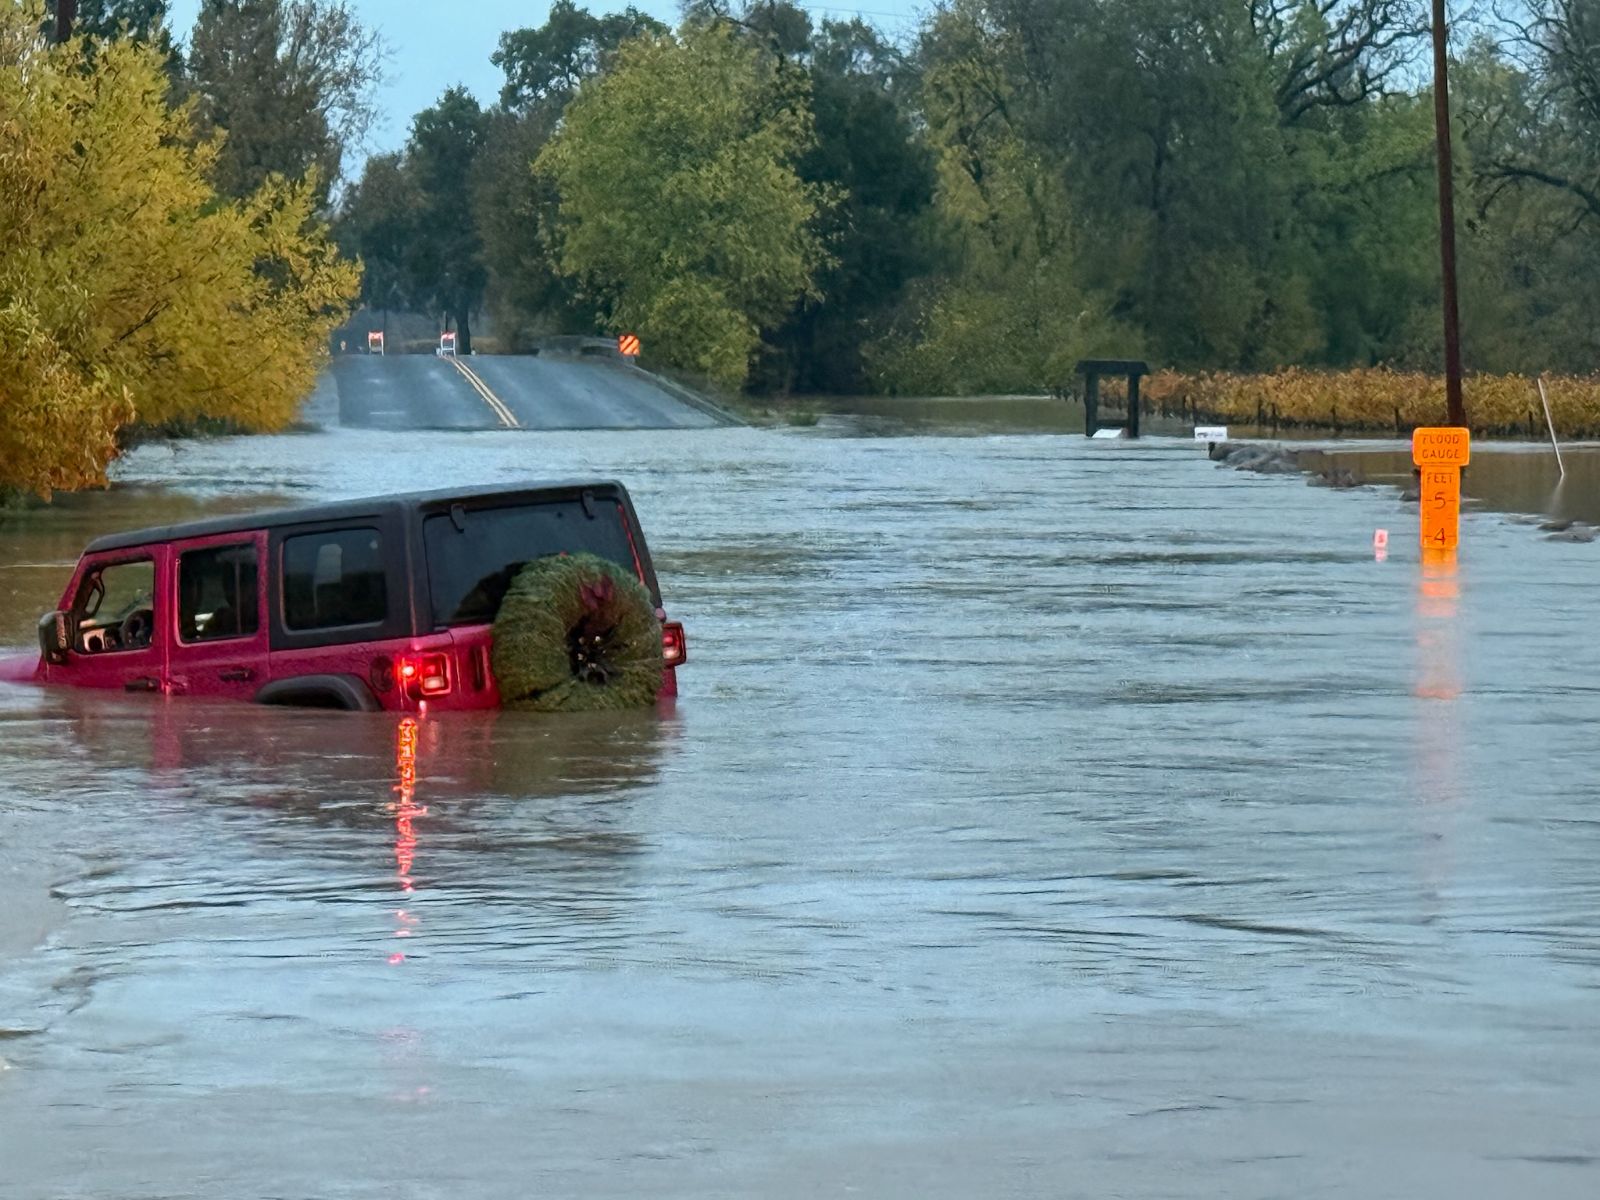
[282,528,387,630]
[179,544,260,643]
[73,559,156,654]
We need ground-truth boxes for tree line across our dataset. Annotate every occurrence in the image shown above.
[341,0,1600,396]
[6,1,1600,496]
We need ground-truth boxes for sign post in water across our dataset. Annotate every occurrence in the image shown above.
[1412,427,1470,551]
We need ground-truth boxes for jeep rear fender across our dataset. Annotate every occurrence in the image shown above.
[254,673,381,711]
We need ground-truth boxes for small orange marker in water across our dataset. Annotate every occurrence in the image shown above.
[1374,529,1389,548]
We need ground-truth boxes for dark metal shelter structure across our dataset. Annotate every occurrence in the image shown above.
[1076,359,1149,439]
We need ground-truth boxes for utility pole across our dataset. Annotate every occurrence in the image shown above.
[1431,0,1466,427]
[54,0,77,42]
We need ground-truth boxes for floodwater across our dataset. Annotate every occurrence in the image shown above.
[3,415,1600,1198]
[1305,440,1600,525]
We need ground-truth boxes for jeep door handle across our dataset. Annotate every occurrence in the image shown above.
[218,667,256,682]
[124,676,159,693]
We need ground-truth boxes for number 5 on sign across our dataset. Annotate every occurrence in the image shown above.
[1412,427,1469,551]
[1421,468,1461,550]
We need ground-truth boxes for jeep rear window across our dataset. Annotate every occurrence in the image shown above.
[424,500,638,627]
[282,528,388,630]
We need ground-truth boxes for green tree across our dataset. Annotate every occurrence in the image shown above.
[492,0,665,110]
[727,10,940,394]
[44,0,174,47]
[186,0,383,205]
[536,23,831,388]
[338,88,491,351]
[1454,36,1600,372]
[868,3,1124,394]
[1291,98,1439,367]
[406,87,490,353]
[1470,0,1600,228]
[1248,0,1431,125]
[335,150,422,318]
[472,2,664,346]
[472,107,592,347]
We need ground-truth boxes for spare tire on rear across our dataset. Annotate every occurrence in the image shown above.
[491,553,664,712]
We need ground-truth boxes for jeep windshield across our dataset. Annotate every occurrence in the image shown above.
[423,498,642,627]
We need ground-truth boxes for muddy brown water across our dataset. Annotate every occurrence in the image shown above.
[1304,440,1600,526]
[2,416,1600,1197]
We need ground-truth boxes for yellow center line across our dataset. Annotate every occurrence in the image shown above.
[450,357,519,429]
[452,358,518,428]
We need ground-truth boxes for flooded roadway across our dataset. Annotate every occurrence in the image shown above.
[3,418,1600,1197]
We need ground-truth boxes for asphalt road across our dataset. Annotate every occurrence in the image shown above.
[325,353,726,431]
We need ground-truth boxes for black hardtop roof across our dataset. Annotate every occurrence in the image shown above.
[84,480,632,555]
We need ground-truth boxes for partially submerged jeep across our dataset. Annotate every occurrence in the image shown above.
[0,481,686,712]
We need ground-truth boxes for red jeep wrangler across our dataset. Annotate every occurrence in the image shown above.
[0,481,686,712]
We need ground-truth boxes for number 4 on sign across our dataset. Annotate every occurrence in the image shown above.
[1422,468,1461,550]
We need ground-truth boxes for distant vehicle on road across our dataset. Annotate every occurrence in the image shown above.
[0,482,686,712]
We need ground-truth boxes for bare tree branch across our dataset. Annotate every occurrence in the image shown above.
[1472,0,1600,225]
[1255,0,1432,123]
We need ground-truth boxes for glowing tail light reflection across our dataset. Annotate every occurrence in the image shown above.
[388,716,427,962]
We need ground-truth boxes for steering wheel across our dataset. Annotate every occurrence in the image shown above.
[119,608,155,650]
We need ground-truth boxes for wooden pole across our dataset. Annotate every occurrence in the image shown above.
[1431,0,1466,427]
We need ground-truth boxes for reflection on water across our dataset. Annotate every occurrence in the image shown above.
[28,688,673,815]
[1410,548,1466,939]
[1412,549,1463,813]
[1415,548,1463,699]
[391,717,422,964]
[2,427,1600,1196]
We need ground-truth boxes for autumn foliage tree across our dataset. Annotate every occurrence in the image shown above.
[0,2,358,496]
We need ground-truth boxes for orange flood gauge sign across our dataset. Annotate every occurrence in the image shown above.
[1412,427,1470,551]
[1412,427,1470,468]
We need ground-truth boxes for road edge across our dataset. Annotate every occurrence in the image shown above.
[620,363,747,427]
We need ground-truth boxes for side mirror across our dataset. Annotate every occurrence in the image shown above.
[38,610,72,664]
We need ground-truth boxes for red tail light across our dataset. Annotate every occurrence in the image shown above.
[398,653,451,697]
[662,621,687,667]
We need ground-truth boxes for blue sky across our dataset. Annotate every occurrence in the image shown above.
[165,1,931,159]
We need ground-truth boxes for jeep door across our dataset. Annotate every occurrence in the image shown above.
[51,548,169,694]
[165,531,269,702]
[266,516,411,706]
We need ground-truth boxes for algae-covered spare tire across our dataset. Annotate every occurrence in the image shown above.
[491,553,664,712]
